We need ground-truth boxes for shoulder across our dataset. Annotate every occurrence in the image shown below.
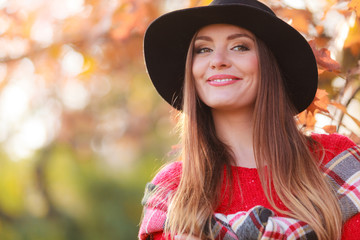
[311,133,357,165]
[141,161,182,209]
[311,133,356,151]
[151,161,182,189]
[140,162,182,240]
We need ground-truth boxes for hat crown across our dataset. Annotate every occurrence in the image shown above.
[209,0,276,16]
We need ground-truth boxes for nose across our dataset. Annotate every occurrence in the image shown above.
[210,50,231,70]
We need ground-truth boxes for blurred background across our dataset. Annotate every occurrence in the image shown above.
[0,0,359,239]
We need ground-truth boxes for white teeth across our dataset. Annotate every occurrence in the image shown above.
[213,78,234,82]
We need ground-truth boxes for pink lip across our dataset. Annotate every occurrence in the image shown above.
[207,74,242,86]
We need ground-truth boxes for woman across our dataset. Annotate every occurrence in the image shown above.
[139,0,360,239]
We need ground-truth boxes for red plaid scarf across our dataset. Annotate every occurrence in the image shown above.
[139,146,360,240]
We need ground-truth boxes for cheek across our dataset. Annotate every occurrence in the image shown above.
[245,54,259,75]
[192,56,209,80]
[193,75,204,99]
[191,60,204,98]
[251,56,260,91]
[192,59,201,80]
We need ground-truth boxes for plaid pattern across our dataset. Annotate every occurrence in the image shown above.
[322,146,360,221]
[139,183,171,239]
[139,146,360,240]
[212,207,317,240]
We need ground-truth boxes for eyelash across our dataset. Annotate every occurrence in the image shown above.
[194,44,250,54]
[232,45,250,51]
[195,47,212,54]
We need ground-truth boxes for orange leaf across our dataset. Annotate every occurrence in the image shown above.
[323,125,337,134]
[297,111,307,126]
[347,112,360,127]
[317,68,326,75]
[276,8,312,34]
[315,25,324,35]
[307,89,330,114]
[344,20,360,56]
[306,111,317,130]
[309,40,341,73]
[315,88,328,99]
[349,0,360,17]
[330,102,347,112]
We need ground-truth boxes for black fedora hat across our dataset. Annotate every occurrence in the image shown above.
[144,0,318,113]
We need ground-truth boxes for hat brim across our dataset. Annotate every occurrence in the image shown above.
[144,4,318,112]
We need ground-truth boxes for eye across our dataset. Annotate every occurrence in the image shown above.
[195,47,212,54]
[232,45,250,51]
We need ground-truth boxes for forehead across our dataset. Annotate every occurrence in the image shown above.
[196,24,255,38]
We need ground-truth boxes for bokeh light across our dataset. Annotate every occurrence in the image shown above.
[0,0,358,239]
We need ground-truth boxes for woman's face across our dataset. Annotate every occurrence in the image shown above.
[192,24,259,112]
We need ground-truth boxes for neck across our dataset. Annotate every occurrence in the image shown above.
[212,107,256,168]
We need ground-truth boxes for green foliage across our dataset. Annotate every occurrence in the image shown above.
[0,0,359,239]
[0,141,171,239]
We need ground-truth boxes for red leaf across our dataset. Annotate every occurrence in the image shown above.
[309,40,341,73]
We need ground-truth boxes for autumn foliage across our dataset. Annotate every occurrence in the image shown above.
[0,0,359,239]
[266,0,360,142]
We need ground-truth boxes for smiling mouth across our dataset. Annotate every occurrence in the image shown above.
[208,74,241,81]
[207,75,242,86]
[211,78,238,83]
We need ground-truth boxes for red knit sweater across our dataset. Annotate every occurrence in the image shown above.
[148,133,360,239]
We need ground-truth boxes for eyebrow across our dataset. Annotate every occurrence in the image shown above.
[195,33,254,42]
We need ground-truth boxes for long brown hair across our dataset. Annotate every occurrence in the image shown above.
[164,31,343,240]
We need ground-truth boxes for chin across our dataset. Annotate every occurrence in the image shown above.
[207,101,256,113]
[209,103,240,111]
